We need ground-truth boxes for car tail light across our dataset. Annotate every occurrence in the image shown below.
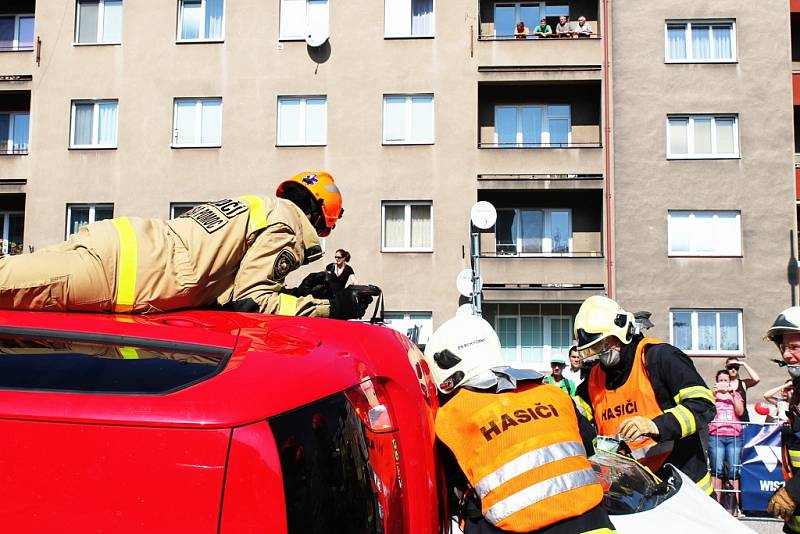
[344,378,397,433]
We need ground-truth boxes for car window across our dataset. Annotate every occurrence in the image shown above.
[0,335,228,394]
[590,450,679,514]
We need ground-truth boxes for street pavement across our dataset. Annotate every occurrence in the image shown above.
[741,516,784,534]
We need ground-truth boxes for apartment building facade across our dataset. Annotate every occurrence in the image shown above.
[0,0,794,386]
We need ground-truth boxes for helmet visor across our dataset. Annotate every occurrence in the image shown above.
[576,328,605,350]
[577,336,616,358]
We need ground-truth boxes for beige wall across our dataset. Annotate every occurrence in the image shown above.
[611,0,796,397]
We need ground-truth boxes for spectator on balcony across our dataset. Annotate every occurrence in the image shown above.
[574,16,593,38]
[725,357,760,423]
[533,18,553,38]
[556,15,573,37]
[514,21,529,39]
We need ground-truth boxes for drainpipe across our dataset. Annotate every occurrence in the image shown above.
[602,0,614,298]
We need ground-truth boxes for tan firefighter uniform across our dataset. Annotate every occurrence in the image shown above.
[0,195,329,316]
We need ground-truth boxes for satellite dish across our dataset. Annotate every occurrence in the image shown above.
[305,27,329,48]
[456,303,475,317]
[456,268,481,298]
[470,201,497,230]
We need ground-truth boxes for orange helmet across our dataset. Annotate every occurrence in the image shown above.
[276,171,343,237]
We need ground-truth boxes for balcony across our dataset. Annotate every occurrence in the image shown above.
[476,0,602,67]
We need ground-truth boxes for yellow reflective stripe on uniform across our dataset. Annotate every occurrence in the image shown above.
[581,529,617,534]
[278,293,298,316]
[111,217,138,313]
[695,471,713,496]
[484,468,598,525]
[665,404,696,437]
[789,449,800,468]
[238,195,268,235]
[475,441,586,499]
[574,396,594,421]
[673,385,714,405]
[119,347,140,359]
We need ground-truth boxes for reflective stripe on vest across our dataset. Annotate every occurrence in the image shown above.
[119,347,140,360]
[695,470,713,496]
[278,293,298,316]
[238,195,268,236]
[665,404,696,438]
[588,338,672,471]
[475,441,586,499]
[484,468,598,525]
[112,217,138,313]
[789,448,800,470]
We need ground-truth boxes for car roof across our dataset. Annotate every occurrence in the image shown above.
[0,310,418,429]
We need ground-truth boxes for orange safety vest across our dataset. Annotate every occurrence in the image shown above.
[436,383,603,532]
[587,337,673,471]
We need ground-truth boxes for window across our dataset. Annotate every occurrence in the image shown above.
[0,15,34,51]
[0,211,23,255]
[170,202,202,218]
[497,314,572,368]
[494,105,570,147]
[66,203,113,237]
[494,2,563,39]
[496,208,571,255]
[178,0,224,41]
[385,0,434,38]
[0,112,29,154]
[384,312,433,345]
[668,210,741,256]
[666,21,735,62]
[70,100,118,148]
[383,95,434,144]
[280,0,328,40]
[670,309,742,354]
[382,201,432,251]
[667,115,738,158]
[75,0,122,44]
[277,97,327,146]
[173,98,222,147]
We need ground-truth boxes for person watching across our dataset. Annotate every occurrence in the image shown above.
[725,357,760,423]
[424,316,617,534]
[514,21,529,39]
[0,171,374,320]
[763,379,794,423]
[556,15,573,37]
[574,16,593,38]
[709,369,745,515]
[573,296,715,496]
[544,355,576,396]
[562,345,587,387]
[533,18,553,38]
[325,249,357,293]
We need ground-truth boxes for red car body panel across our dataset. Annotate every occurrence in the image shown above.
[0,310,441,533]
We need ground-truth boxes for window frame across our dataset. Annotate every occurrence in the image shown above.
[0,210,24,255]
[495,313,572,370]
[65,203,114,238]
[381,200,433,252]
[69,99,119,149]
[664,19,737,64]
[669,308,744,355]
[169,202,203,218]
[382,94,435,145]
[667,210,742,257]
[172,97,223,148]
[276,96,327,146]
[494,104,571,148]
[666,114,739,159]
[177,0,225,43]
[0,14,35,51]
[495,208,573,256]
[279,0,329,41]
[0,111,30,154]
[74,0,123,46]
[384,0,435,39]
[383,312,433,344]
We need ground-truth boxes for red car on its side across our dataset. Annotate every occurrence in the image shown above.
[0,310,444,533]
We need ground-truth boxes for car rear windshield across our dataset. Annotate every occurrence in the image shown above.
[270,392,381,534]
[0,334,229,394]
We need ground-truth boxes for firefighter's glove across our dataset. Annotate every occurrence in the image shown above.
[768,486,797,521]
[329,286,376,320]
[618,416,659,441]
[293,272,332,299]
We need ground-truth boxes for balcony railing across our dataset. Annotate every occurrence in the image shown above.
[480,33,601,41]
[479,141,602,148]
[0,44,33,52]
[482,250,602,258]
[0,144,28,155]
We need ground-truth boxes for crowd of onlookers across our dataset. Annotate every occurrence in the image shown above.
[513,15,593,39]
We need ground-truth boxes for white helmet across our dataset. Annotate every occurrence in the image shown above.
[766,306,800,351]
[423,315,504,394]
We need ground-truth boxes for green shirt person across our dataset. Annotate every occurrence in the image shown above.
[544,356,576,396]
[533,18,553,37]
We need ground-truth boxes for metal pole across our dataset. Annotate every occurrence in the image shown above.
[791,230,798,307]
[471,230,482,317]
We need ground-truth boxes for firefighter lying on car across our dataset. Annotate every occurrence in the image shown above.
[423,315,617,534]
[573,296,716,496]
[0,171,374,320]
